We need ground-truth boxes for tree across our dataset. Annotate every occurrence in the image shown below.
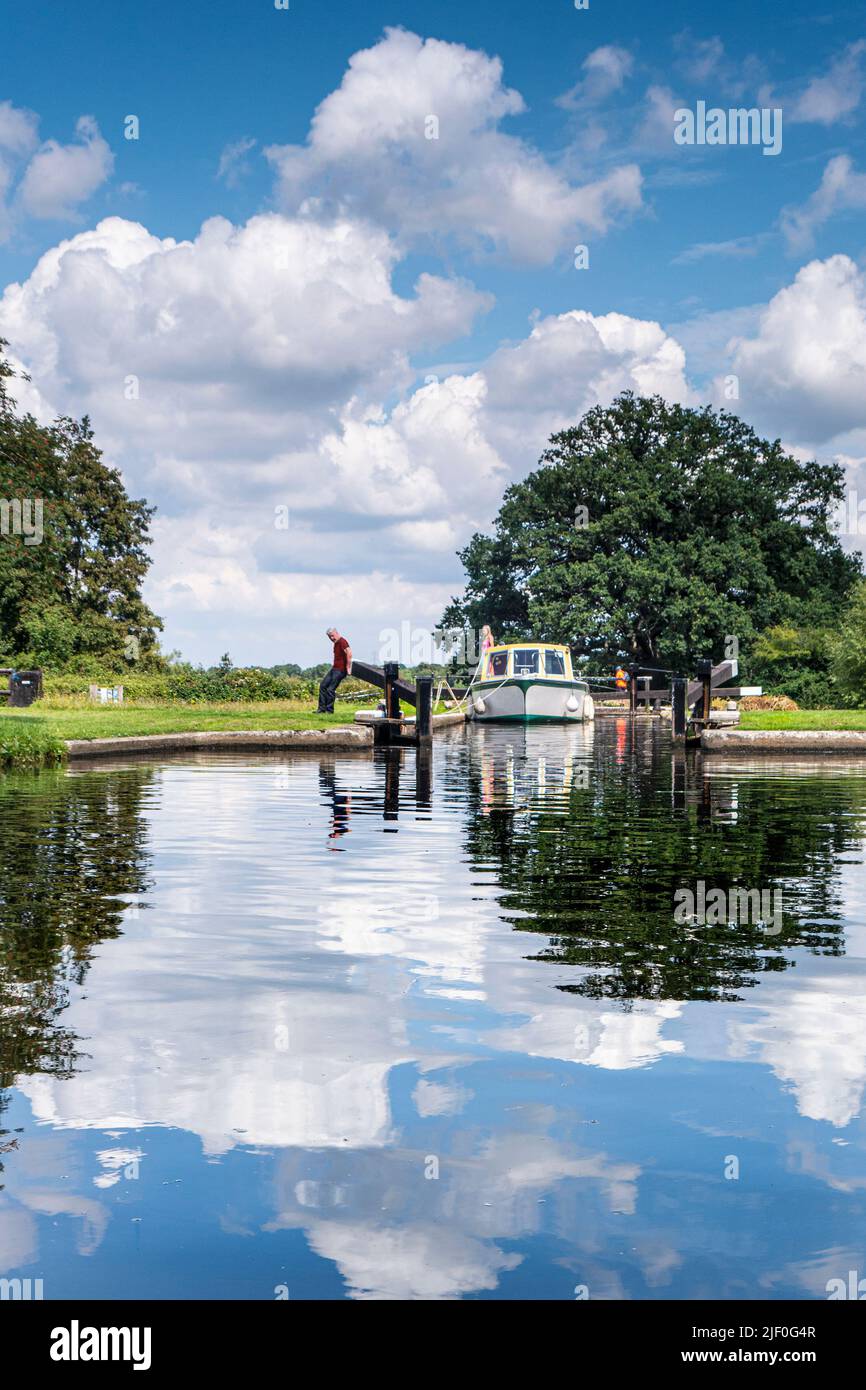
[830,581,866,706]
[442,393,861,671]
[0,343,163,666]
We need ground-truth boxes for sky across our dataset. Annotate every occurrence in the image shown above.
[1,0,866,667]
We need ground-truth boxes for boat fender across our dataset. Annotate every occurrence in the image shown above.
[585,695,595,721]
[566,695,580,712]
[473,697,486,715]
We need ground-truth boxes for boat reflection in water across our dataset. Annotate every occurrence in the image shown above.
[1,724,865,1300]
[471,721,595,815]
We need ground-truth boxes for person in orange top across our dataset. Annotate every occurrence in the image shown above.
[614,665,629,691]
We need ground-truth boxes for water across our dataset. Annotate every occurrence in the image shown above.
[1,719,865,1300]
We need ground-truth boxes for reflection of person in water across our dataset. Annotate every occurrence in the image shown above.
[318,762,352,843]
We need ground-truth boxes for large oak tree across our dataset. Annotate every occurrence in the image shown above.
[443,392,861,671]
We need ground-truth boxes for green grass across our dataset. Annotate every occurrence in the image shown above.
[0,689,459,764]
[0,698,373,759]
[0,719,66,767]
[741,709,866,731]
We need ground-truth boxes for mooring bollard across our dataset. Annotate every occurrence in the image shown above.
[416,675,433,742]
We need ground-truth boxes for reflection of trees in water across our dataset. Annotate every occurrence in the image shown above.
[462,729,864,1002]
[0,767,155,1092]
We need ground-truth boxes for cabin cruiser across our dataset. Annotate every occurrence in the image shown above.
[468,643,594,723]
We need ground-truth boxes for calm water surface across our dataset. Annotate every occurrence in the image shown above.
[1,720,865,1299]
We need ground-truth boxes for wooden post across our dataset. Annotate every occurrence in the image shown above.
[696,657,713,723]
[416,675,433,742]
[628,663,637,718]
[383,661,401,720]
[671,675,687,740]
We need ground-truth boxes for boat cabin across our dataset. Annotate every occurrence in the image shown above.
[482,643,575,681]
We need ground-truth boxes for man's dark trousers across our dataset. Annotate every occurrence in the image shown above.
[318,666,346,713]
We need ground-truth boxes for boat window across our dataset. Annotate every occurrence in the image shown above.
[545,650,566,676]
[512,648,539,675]
[488,651,508,677]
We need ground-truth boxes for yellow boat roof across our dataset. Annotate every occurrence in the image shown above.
[487,642,569,653]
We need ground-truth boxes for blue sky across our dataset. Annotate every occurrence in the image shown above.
[2,0,865,664]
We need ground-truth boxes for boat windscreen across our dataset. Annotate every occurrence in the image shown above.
[512,648,539,674]
[544,649,566,676]
[487,651,508,677]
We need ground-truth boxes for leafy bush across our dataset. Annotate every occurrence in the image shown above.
[40,668,375,704]
[747,624,839,708]
[43,668,312,702]
[750,667,838,709]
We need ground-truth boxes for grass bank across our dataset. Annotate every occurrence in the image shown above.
[0,719,66,768]
[740,709,866,731]
[0,698,370,765]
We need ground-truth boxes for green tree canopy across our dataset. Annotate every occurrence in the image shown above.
[831,580,866,707]
[0,342,163,667]
[443,392,861,671]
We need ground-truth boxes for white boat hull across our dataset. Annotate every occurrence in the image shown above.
[471,678,594,723]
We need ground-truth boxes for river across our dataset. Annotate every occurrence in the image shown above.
[1,719,865,1299]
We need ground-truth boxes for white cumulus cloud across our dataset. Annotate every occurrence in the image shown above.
[266,27,642,265]
[17,114,113,221]
[723,255,866,444]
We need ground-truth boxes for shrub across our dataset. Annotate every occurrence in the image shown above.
[40,667,374,704]
[749,668,837,709]
[747,624,838,708]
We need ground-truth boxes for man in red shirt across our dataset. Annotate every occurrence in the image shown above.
[317,627,353,713]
